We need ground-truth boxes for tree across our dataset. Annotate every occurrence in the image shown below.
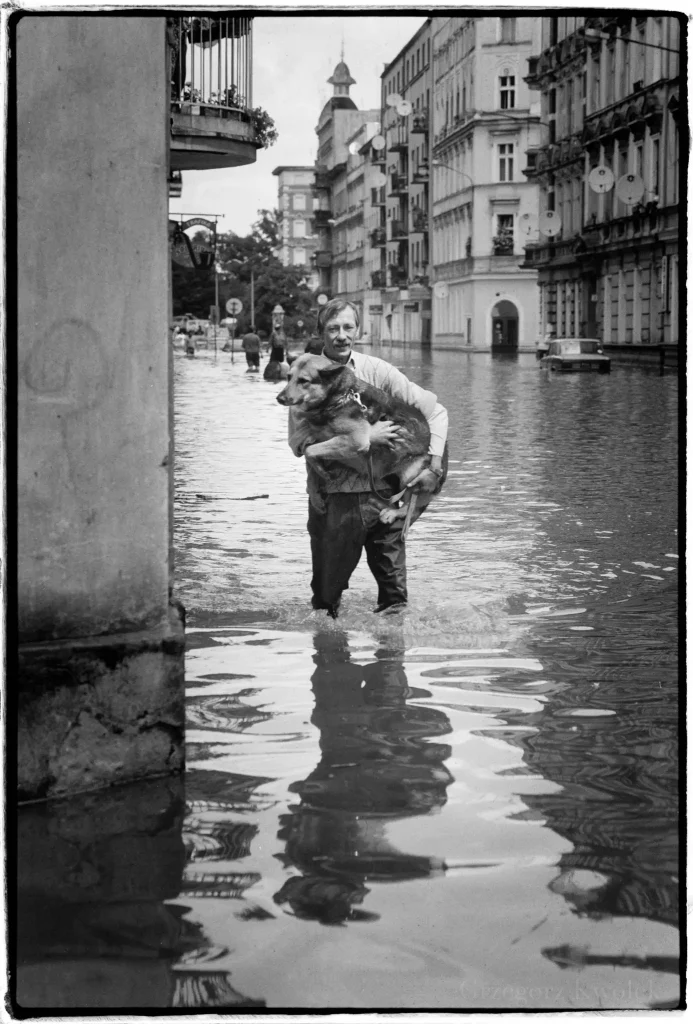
[172,210,316,338]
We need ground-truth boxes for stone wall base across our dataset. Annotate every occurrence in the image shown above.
[17,604,185,802]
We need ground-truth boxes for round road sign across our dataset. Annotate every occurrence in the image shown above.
[226,298,243,315]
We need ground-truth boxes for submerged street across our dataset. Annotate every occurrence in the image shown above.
[172,344,680,1008]
[17,344,679,1010]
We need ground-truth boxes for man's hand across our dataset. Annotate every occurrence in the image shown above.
[409,467,440,494]
[369,419,402,448]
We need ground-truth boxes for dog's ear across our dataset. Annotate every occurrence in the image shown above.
[317,363,348,382]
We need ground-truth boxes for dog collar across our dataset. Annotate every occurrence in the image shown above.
[347,389,367,411]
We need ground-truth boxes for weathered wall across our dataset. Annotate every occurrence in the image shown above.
[16,16,184,799]
[18,16,171,642]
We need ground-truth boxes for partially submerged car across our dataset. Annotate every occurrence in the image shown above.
[540,338,611,374]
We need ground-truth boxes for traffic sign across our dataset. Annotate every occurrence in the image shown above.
[226,298,243,314]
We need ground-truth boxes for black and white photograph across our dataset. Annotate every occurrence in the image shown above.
[10,4,683,1015]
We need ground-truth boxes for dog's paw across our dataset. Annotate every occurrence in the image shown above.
[379,507,405,524]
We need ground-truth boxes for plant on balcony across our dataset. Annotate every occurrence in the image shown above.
[249,106,278,149]
[492,229,514,254]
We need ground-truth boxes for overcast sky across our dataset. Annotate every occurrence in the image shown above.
[169,14,426,236]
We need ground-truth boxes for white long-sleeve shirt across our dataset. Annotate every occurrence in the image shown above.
[288,349,448,494]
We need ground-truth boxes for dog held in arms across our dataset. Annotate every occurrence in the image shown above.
[277,354,447,534]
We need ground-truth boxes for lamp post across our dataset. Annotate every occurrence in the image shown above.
[430,159,475,191]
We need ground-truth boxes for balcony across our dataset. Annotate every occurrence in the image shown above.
[388,265,409,287]
[389,173,409,196]
[370,228,386,247]
[371,186,386,206]
[411,211,428,234]
[411,110,429,134]
[169,16,261,171]
[389,125,409,152]
[311,250,332,268]
[312,209,332,228]
[371,270,386,288]
[412,162,429,184]
[314,166,331,190]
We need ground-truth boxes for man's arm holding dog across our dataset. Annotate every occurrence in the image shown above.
[353,356,448,493]
[288,407,401,461]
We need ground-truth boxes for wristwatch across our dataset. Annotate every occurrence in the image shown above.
[428,465,444,479]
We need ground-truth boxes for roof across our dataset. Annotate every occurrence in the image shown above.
[328,60,356,87]
[381,17,431,79]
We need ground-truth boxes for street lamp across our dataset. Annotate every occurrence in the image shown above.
[430,159,474,190]
[582,27,680,53]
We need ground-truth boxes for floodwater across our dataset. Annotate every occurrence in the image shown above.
[16,344,680,1012]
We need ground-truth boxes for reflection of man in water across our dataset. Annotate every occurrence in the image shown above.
[273,632,453,925]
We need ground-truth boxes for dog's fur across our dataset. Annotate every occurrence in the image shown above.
[277,353,446,523]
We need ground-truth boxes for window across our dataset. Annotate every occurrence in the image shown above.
[548,88,556,114]
[499,75,516,109]
[498,143,514,181]
[500,17,516,43]
[634,141,643,179]
[293,247,306,266]
[496,213,514,245]
[293,220,306,239]
[651,136,660,197]
[293,193,306,211]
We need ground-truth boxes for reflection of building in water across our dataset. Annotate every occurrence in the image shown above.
[483,625,678,930]
[181,768,275,902]
[186,689,273,732]
[15,777,265,1009]
[274,632,454,925]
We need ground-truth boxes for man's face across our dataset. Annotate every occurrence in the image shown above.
[322,308,358,363]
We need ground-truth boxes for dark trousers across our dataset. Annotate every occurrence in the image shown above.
[307,492,409,616]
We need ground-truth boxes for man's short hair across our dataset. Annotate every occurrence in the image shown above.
[318,298,360,334]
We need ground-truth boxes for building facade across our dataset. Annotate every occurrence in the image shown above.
[524,14,681,349]
[272,165,319,284]
[311,60,379,304]
[378,19,434,344]
[430,16,542,351]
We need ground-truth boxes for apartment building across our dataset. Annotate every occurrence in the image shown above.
[272,165,319,285]
[379,19,434,344]
[311,59,379,302]
[430,15,542,351]
[524,14,681,348]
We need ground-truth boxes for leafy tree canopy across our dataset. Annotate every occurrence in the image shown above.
[172,208,317,340]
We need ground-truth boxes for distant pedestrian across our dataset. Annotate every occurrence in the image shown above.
[241,328,261,370]
[304,335,323,355]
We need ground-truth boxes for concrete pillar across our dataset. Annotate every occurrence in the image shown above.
[16,16,184,801]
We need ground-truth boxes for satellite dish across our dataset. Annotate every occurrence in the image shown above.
[373,171,388,187]
[588,165,615,194]
[316,293,328,306]
[434,281,449,299]
[539,210,562,237]
[615,173,645,205]
[348,141,360,155]
[366,121,381,137]
[371,134,386,151]
[397,99,413,116]
[386,93,402,107]
[519,213,538,236]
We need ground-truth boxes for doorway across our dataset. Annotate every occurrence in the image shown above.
[491,300,519,349]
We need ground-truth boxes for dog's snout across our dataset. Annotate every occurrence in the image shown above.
[276,388,288,405]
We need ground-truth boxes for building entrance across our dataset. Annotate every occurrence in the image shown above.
[491,300,518,349]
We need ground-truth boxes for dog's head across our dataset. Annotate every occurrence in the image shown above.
[276,354,352,408]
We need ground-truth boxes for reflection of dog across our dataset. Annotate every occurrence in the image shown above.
[276,354,447,527]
